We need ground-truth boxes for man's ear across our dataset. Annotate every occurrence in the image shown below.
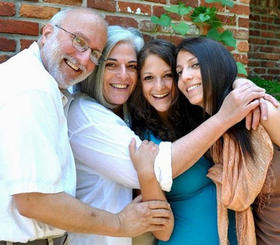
[40,24,54,47]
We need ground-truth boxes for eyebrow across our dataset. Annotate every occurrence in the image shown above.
[105,58,137,63]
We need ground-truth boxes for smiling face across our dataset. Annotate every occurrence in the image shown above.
[141,54,175,119]
[103,41,138,106]
[176,50,203,107]
[40,10,107,89]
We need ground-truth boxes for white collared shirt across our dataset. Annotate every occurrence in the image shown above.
[67,94,172,245]
[0,42,76,242]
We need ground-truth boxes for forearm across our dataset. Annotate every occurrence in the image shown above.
[171,114,229,177]
[14,192,121,236]
[137,172,174,241]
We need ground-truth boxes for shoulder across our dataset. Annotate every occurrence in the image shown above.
[261,100,280,146]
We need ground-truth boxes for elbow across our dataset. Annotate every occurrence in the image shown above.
[13,193,37,218]
[155,231,172,241]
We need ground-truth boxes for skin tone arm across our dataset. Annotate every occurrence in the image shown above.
[261,100,280,147]
[129,139,174,241]
[13,192,172,237]
[233,78,279,130]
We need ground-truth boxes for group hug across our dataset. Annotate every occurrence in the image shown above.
[0,6,279,245]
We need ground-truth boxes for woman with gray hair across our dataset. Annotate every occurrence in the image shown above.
[67,25,173,245]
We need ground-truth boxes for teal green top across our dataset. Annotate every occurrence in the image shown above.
[145,132,237,245]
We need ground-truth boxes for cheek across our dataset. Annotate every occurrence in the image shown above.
[178,79,184,93]
[130,73,138,90]
[141,83,150,100]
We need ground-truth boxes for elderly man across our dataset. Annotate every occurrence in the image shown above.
[0,7,171,245]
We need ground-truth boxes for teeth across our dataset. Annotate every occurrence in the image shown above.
[153,93,169,98]
[187,84,201,92]
[65,60,79,71]
[111,84,128,89]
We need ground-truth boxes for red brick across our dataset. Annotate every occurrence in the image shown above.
[231,4,249,15]
[259,53,280,60]
[253,68,266,73]
[20,5,60,19]
[217,14,236,26]
[249,14,260,21]
[248,60,261,66]
[139,20,157,33]
[261,61,275,67]
[237,41,249,52]
[200,0,224,11]
[105,15,138,28]
[275,17,280,25]
[153,5,180,21]
[262,75,275,80]
[43,0,82,5]
[0,19,39,35]
[0,55,11,63]
[268,39,280,46]
[261,31,274,38]
[87,0,115,12]
[156,34,183,46]
[249,37,266,45]
[118,2,151,16]
[233,29,249,40]
[238,17,249,28]
[233,53,248,64]
[260,46,280,53]
[20,39,36,50]
[0,37,16,51]
[260,16,274,22]
[249,44,261,52]
[249,30,260,36]
[146,0,166,3]
[0,2,15,16]
[171,0,198,7]
[267,69,280,74]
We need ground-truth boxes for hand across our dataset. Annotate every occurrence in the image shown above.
[217,82,265,127]
[233,78,279,130]
[116,195,171,237]
[129,138,159,175]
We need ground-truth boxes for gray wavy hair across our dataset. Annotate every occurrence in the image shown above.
[80,25,144,109]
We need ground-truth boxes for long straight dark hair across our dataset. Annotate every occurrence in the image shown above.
[177,37,254,159]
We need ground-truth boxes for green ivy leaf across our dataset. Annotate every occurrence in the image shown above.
[151,14,171,26]
[236,62,248,76]
[171,22,189,35]
[219,30,236,48]
[164,3,192,16]
[206,27,220,40]
[205,0,234,7]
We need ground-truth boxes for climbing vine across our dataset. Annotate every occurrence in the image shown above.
[151,1,247,75]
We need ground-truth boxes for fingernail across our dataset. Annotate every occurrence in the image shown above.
[263,116,267,120]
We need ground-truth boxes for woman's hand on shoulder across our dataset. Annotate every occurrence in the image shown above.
[129,138,159,177]
[233,78,279,130]
[260,99,280,147]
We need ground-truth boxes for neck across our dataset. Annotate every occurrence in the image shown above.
[113,105,123,118]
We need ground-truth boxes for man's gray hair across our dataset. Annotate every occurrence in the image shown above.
[80,25,144,109]
[38,7,106,43]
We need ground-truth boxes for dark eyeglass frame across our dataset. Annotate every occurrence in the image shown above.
[54,24,102,65]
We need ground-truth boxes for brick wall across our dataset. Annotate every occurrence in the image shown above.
[0,0,250,68]
[249,0,280,81]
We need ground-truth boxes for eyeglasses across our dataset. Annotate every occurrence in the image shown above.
[54,24,102,65]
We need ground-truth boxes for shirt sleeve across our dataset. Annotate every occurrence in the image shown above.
[68,97,172,190]
[0,90,65,195]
